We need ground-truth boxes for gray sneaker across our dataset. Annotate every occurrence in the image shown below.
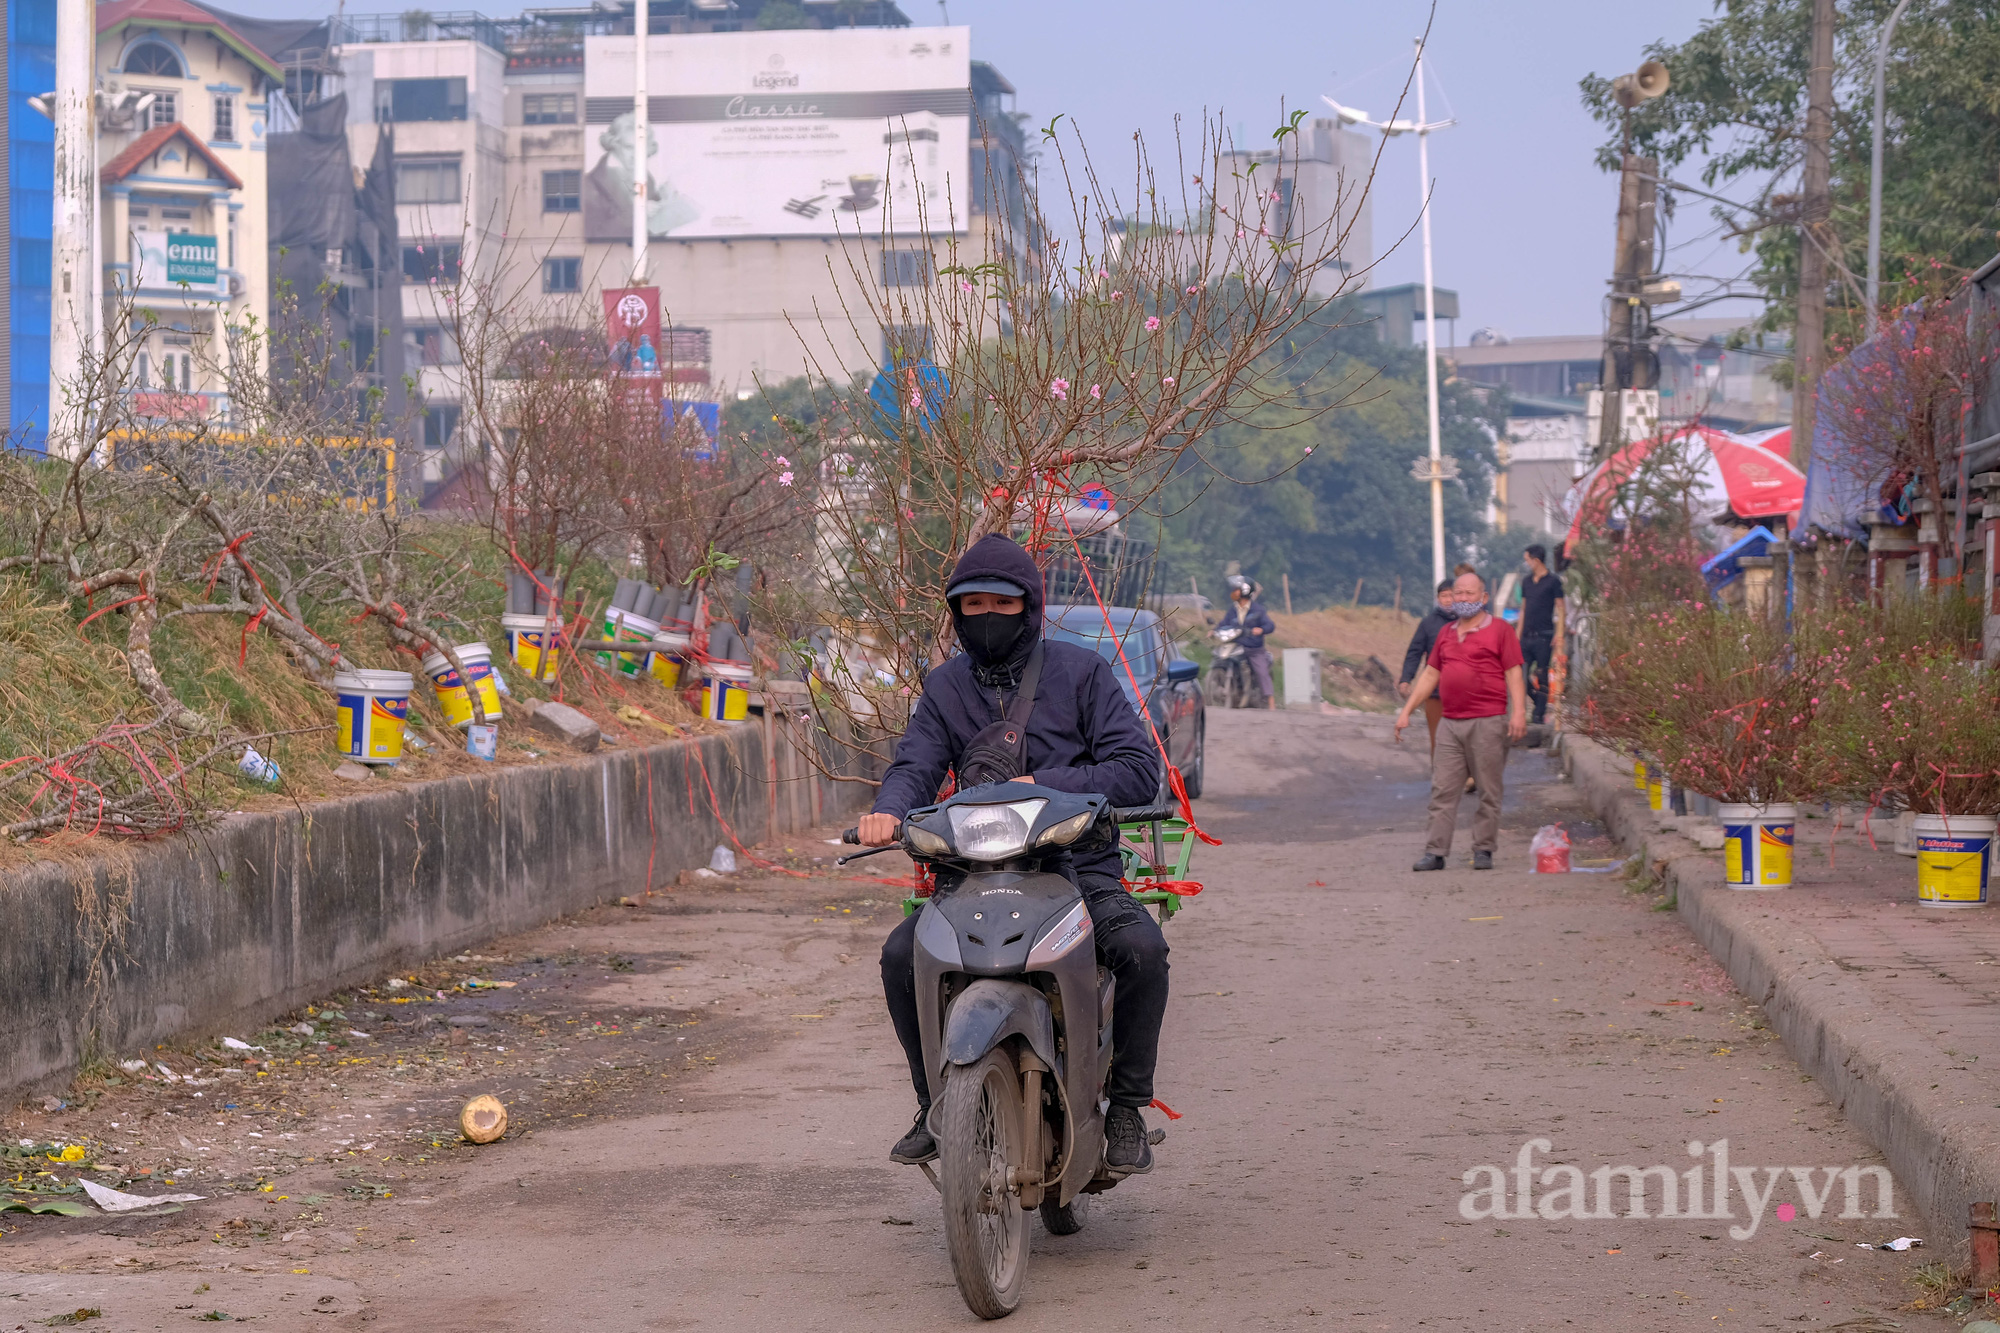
[1472,850,1494,870]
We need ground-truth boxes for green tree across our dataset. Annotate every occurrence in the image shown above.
[1580,0,2000,336]
[1148,314,1505,608]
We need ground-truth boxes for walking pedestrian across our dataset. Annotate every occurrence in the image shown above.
[1398,579,1455,758]
[1391,570,1528,871]
[1518,545,1565,726]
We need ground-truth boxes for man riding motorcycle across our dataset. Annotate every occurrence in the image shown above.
[1217,574,1276,709]
[859,534,1169,1175]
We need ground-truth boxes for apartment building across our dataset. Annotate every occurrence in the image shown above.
[312,3,1027,481]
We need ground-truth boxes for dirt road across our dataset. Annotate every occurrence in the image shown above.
[2,710,1946,1330]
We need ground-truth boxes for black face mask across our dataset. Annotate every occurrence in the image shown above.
[958,609,1028,664]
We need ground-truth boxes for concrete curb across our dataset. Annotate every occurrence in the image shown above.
[1562,733,2000,1250]
[0,719,873,1105]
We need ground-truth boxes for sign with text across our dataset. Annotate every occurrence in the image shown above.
[602,286,663,377]
[581,27,970,240]
[132,230,222,293]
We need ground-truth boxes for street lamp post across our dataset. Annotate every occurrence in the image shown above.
[1865,0,1916,335]
[1326,39,1458,585]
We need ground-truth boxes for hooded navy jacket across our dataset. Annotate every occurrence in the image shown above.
[870,535,1161,881]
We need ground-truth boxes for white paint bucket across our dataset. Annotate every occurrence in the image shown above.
[1914,813,1996,908]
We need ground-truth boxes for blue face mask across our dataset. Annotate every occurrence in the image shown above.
[1449,598,1487,620]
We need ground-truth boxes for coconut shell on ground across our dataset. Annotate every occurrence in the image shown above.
[459,1094,507,1143]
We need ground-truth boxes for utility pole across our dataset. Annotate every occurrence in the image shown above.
[1792,0,1837,472]
[1595,61,1670,462]
[631,0,649,285]
[50,0,97,460]
[1413,38,1448,585]
[1325,45,1458,586]
[1596,152,1660,459]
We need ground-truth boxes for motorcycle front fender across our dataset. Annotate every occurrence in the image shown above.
[943,978,1059,1072]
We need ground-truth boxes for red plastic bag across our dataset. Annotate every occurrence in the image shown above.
[1530,824,1571,874]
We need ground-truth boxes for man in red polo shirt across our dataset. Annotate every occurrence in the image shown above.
[1391,569,1528,870]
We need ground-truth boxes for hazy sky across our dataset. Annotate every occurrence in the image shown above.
[253,0,1751,338]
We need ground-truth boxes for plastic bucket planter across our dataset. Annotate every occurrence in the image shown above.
[333,668,413,765]
[1719,803,1796,889]
[701,661,753,724]
[649,629,692,688]
[1914,813,1996,909]
[600,609,660,677]
[421,642,503,731]
[501,613,562,682]
[1647,768,1671,814]
[1634,757,1648,792]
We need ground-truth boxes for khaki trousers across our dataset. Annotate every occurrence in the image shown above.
[1424,713,1508,857]
[1423,696,1443,757]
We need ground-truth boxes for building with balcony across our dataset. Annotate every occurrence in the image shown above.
[97,0,280,423]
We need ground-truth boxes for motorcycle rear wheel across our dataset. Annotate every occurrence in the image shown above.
[939,1048,1029,1318]
[1039,1190,1088,1236]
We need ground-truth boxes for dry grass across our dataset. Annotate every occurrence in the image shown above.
[1267,605,1421,668]
[0,550,727,868]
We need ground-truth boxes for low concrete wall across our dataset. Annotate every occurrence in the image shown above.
[0,716,873,1103]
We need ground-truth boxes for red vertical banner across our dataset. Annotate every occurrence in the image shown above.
[603,287,663,379]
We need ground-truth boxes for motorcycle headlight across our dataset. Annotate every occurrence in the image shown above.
[946,798,1045,861]
[1035,811,1095,848]
[906,825,951,857]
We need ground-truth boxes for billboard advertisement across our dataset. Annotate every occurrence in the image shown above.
[582,27,970,241]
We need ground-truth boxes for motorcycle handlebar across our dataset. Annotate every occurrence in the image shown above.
[841,827,860,844]
[1114,803,1180,825]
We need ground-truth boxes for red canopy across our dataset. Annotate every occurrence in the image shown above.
[1562,426,1804,556]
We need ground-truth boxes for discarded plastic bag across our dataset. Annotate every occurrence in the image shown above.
[1857,1236,1923,1251]
[709,844,738,874]
[238,747,281,785]
[79,1178,204,1213]
[1530,825,1571,874]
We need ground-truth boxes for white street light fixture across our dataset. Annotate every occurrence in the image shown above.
[1325,39,1458,584]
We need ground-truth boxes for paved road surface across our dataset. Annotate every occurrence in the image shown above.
[1,710,1941,1330]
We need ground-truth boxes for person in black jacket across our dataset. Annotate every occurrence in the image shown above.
[1400,579,1456,758]
[1217,575,1278,707]
[859,534,1168,1175]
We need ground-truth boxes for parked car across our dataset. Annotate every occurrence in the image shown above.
[1043,604,1206,799]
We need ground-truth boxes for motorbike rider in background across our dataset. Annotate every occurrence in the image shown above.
[1217,574,1276,709]
[858,534,1169,1175]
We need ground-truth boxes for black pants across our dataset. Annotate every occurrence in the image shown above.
[1521,632,1553,724]
[881,872,1169,1110]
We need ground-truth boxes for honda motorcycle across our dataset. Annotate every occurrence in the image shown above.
[842,785,1175,1319]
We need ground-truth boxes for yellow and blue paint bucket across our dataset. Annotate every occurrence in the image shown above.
[650,629,691,689]
[1720,802,1795,889]
[333,669,413,765]
[501,612,561,682]
[701,661,753,724]
[421,642,503,730]
[1914,813,1995,908]
[1634,757,1648,792]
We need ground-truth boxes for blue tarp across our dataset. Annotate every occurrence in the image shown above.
[1700,524,1780,592]
[867,359,950,433]
[1799,320,1916,541]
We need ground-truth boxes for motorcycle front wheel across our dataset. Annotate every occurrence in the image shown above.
[939,1047,1029,1318]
